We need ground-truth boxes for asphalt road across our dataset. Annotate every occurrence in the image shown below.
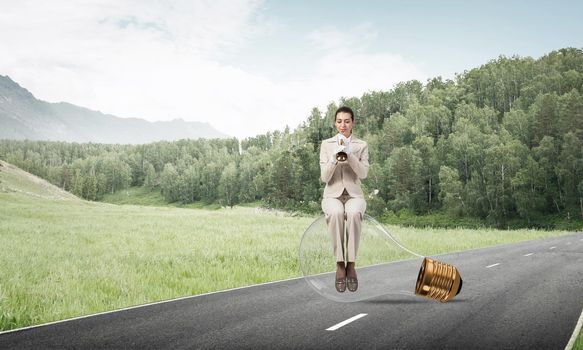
[1,233,582,349]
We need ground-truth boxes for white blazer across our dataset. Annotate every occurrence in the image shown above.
[319,135,369,198]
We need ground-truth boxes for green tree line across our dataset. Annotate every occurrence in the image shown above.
[1,48,583,228]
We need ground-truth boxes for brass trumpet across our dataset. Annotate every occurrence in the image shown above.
[336,138,348,162]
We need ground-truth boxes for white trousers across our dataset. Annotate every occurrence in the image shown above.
[321,189,366,262]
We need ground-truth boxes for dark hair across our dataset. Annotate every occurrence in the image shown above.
[335,106,354,121]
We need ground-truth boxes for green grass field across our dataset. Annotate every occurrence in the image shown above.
[101,186,224,210]
[0,159,581,344]
[575,328,583,350]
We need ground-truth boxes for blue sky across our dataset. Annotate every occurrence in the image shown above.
[0,0,581,138]
[233,0,582,79]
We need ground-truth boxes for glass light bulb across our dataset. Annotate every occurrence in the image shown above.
[299,214,462,302]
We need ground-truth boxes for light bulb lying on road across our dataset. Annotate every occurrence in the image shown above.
[299,214,463,302]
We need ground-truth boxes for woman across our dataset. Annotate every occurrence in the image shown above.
[319,106,369,293]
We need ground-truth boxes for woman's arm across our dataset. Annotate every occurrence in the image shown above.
[320,142,338,183]
[347,143,369,179]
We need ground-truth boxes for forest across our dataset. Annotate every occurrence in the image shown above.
[1,48,583,229]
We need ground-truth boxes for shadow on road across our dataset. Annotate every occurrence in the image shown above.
[362,297,469,305]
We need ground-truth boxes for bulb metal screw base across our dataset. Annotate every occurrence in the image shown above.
[415,257,463,302]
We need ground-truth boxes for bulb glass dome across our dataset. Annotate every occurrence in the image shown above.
[299,214,462,302]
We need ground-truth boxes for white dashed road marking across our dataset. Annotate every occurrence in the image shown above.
[486,263,500,268]
[550,246,556,250]
[523,253,534,257]
[326,314,368,331]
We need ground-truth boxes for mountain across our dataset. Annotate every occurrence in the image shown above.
[0,75,230,144]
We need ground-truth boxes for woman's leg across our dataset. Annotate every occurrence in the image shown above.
[322,197,348,291]
[344,197,367,263]
[344,197,366,291]
[321,197,346,262]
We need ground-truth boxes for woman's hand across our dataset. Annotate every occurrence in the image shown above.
[344,142,351,155]
[329,145,345,164]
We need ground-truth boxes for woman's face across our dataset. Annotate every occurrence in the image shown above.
[335,112,354,138]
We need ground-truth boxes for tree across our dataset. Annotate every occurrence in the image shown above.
[101,154,132,194]
[530,93,560,146]
[558,89,583,139]
[502,109,533,148]
[384,146,423,213]
[438,165,465,216]
[482,136,528,223]
[84,172,98,201]
[532,136,561,213]
[180,162,201,203]
[555,132,583,218]
[160,163,179,202]
[511,156,546,223]
[218,162,239,208]
[143,161,157,189]
[72,168,84,198]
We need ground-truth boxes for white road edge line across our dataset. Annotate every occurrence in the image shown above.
[486,263,500,268]
[565,307,583,350]
[0,274,309,336]
[523,253,534,257]
[326,314,368,331]
[550,246,557,250]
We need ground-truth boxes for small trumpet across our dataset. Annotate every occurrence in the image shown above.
[336,138,348,162]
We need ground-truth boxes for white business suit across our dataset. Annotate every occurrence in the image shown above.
[320,135,369,262]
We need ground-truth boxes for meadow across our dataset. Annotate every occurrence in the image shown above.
[0,160,579,339]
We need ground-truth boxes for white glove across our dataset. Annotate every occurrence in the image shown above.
[334,145,346,155]
[330,145,345,164]
[344,142,351,154]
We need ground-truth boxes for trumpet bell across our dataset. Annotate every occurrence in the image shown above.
[337,138,347,162]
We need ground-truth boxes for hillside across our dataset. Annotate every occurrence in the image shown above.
[0,159,79,201]
[0,75,229,143]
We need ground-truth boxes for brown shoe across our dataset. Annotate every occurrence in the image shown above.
[347,277,358,292]
[335,277,347,293]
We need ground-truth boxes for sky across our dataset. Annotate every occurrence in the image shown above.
[1,0,582,139]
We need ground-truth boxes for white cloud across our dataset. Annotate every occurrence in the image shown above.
[0,1,426,139]
[307,23,379,50]
[283,23,426,125]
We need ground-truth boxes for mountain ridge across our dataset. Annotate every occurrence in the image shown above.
[0,75,230,144]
